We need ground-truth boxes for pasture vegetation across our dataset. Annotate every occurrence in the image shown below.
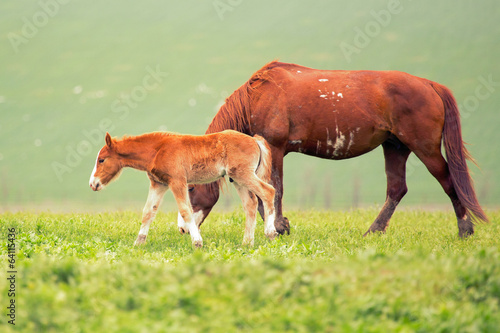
[1,1,499,209]
[1,209,499,332]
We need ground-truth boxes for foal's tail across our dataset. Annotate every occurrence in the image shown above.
[254,135,273,184]
[431,82,489,224]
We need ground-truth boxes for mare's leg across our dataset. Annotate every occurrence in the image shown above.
[233,183,258,246]
[134,180,168,245]
[412,148,473,237]
[258,147,290,235]
[364,140,411,236]
[170,180,204,247]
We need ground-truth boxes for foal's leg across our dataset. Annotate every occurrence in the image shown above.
[364,140,411,236]
[233,183,258,246]
[134,180,168,245]
[177,210,206,234]
[243,176,277,240]
[170,180,204,248]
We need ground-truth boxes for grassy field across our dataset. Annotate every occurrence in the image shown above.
[1,209,499,332]
[1,1,499,210]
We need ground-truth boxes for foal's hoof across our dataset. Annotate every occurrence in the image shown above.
[275,217,290,235]
[134,235,147,246]
[265,231,278,241]
[242,239,255,247]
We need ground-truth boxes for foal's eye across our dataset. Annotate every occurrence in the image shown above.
[188,187,194,192]
[98,159,105,164]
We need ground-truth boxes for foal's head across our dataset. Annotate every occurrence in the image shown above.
[89,133,123,191]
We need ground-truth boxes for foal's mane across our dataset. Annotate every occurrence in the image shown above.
[118,131,178,142]
[206,60,285,135]
[113,132,178,157]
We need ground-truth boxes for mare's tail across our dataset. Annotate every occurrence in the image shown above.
[254,135,273,184]
[431,82,489,223]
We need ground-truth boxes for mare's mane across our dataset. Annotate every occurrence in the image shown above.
[202,61,288,195]
[206,60,287,135]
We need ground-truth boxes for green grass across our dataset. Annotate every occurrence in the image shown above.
[1,1,499,209]
[1,210,499,332]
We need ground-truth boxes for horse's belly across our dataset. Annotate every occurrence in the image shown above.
[187,165,225,184]
[287,124,389,160]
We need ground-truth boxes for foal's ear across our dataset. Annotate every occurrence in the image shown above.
[105,132,113,148]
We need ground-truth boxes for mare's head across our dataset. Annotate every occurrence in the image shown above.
[177,183,220,232]
[89,133,123,191]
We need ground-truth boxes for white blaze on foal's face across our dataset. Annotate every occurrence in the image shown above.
[89,137,123,191]
[89,148,104,191]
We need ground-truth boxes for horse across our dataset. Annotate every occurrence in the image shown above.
[89,130,277,247]
[185,61,489,237]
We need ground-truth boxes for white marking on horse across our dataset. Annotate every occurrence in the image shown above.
[186,215,203,247]
[347,131,355,152]
[297,70,302,73]
[316,141,321,154]
[337,93,343,98]
[177,211,187,232]
[325,128,333,155]
[89,148,104,190]
[332,125,346,156]
[326,128,333,147]
[318,79,328,82]
[264,212,277,240]
[319,94,328,98]
[289,140,302,145]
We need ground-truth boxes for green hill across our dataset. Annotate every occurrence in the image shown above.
[1,0,499,211]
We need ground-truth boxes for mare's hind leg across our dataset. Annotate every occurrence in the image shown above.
[364,140,411,236]
[233,183,258,246]
[412,148,473,237]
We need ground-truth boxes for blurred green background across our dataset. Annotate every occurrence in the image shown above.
[1,0,499,212]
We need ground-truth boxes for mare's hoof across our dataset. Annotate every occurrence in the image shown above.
[275,217,290,235]
[458,228,474,238]
[134,234,147,246]
[458,216,474,238]
[459,230,474,238]
[363,221,388,237]
[363,228,386,237]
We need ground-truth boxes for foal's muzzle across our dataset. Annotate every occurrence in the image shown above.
[89,178,102,191]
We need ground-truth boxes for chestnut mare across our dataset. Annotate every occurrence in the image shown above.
[187,61,488,237]
[89,130,277,247]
